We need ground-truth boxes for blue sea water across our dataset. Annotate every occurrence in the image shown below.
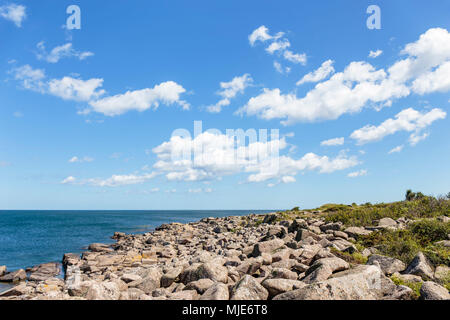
[0,210,274,273]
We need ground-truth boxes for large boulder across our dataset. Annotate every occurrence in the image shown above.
[367,254,406,275]
[180,261,228,284]
[261,279,306,298]
[273,265,392,300]
[85,281,121,300]
[160,266,183,287]
[185,279,214,294]
[252,239,285,257]
[0,269,26,282]
[404,252,434,280]
[344,227,372,238]
[378,218,397,228]
[88,243,114,253]
[230,275,269,300]
[419,281,450,300]
[302,257,349,284]
[199,283,230,300]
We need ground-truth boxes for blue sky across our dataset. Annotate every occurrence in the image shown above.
[1,0,449,210]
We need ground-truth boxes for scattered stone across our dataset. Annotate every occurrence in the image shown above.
[261,279,306,298]
[0,269,26,282]
[230,275,269,300]
[344,227,372,238]
[367,254,406,275]
[404,252,435,280]
[420,281,450,300]
[199,283,229,300]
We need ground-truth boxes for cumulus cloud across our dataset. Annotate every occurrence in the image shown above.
[61,176,76,184]
[11,64,105,102]
[297,60,335,85]
[68,156,94,163]
[89,81,189,116]
[388,145,404,154]
[350,107,446,145]
[49,77,105,102]
[249,25,307,66]
[273,61,290,74]
[0,3,26,27]
[321,137,344,146]
[36,42,94,63]
[369,50,383,58]
[10,65,189,117]
[207,74,253,113]
[239,28,450,125]
[347,169,367,178]
[151,131,358,184]
[86,172,159,187]
[188,188,213,193]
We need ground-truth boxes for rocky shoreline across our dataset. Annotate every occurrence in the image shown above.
[0,210,449,300]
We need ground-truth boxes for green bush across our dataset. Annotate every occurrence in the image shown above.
[409,219,450,245]
[390,274,422,299]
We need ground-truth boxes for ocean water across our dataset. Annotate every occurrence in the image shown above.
[0,210,274,273]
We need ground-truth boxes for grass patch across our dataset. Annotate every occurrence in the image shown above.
[323,197,450,227]
[390,274,422,299]
[330,247,368,264]
[356,219,450,266]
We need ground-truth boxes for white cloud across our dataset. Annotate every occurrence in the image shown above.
[36,42,94,63]
[248,25,283,46]
[369,50,383,58]
[249,25,307,66]
[283,50,307,65]
[0,4,26,27]
[409,132,429,146]
[240,28,450,125]
[321,137,344,146]
[238,61,409,125]
[11,64,105,102]
[188,188,213,193]
[49,77,105,102]
[207,74,253,113]
[61,176,76,184]
[350,107,446,145]
[297,60,334,85]
[89,81,189,116]
[87,172,159,187]
[266,39,290,54]
[273,61,290,74]
[12,64,46,91]
[151,131,359,184]
[388,145,404,154]
[69,156,94,163]
[347,169,367,178]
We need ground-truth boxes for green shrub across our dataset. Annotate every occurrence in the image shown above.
[409,219,450,245]
[390,274,422,299]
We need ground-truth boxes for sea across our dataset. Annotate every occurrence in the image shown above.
[0,209,275,293]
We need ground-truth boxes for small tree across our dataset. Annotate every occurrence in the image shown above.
[447,192,450,200]
[405,189,415,201]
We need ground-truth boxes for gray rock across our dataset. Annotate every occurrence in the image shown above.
[269,267,298,280]
[199,283,229,300]
[184,279,214,294]
[273,265,389,300]
[0,266,6,276]
[121,273,142,284]
[230,275,269,300]
[303,257,349,284]
[160,266,183,287]
[0,269,26,282]
[344,227,372,238]
[88,243,114,253]
[420,281,450,300]
[404,252,434,280]
[434,265,450,282]
[320,222,342,232]
[261,278,306,298]
[378,218,397,227]
[367,254,406,275]
[252,239,285,256]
